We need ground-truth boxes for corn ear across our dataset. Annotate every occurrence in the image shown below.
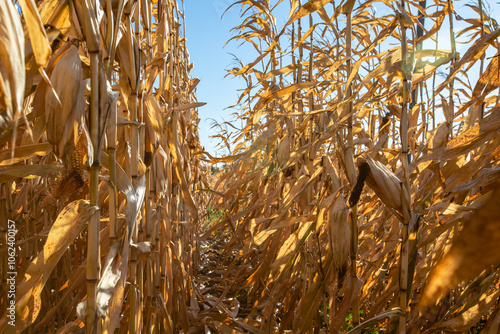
[358,155,410,216]
[329,194,351,270]
[18,0,51,67]
[277,137,290,167]
[45,45,85,163]
[430,122,449,150]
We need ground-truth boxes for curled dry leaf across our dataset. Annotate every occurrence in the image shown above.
[288,0,335,24]
[174,102,207,111]
[10,200,97,332]
[77,243,121,320]
[168,110,199,221]
[0,164,63,182]
[434,29,500,97]
[18,0,51,67]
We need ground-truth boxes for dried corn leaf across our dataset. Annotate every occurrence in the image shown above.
[0,143,52,166]
[288,0,333,24]
[12,200,96,331]
[39,0,71,35]
[434,29,500,97]
[425,288,500,333]
[174,102,206,111]
[293,271,325,332]
[19,0,51,67]
[0,164,63,182]
[420,185,500,308]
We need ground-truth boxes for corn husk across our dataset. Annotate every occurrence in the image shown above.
[329,194,351,269]
[358,155,409,215]
[19,0,51,67]
[430,122,449,150]
[277,137,290,167]
[0,0,26,129]
[420,185,500,309]
[45,45,85,161]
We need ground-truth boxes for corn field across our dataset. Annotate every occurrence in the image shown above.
[0,0,499,332]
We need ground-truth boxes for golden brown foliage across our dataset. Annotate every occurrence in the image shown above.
[202,0,500,333]
[0,0,208,332]
[1,0,500,333]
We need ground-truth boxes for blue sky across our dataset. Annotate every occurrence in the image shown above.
[183,0,253,156]
[183,0,290,156]
[183,0,499,156]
